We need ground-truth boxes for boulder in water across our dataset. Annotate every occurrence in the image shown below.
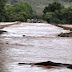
[58,32,72,37]
[0,30,7,34]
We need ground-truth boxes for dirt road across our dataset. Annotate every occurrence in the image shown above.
[0,23,72,72]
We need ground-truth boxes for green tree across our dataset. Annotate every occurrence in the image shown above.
[43,12,54,23]
[0,0,7,21]
[43,2,72,24]
[0,0,7,12]
[43,12,61,23]
[43,7,72,24]
[43,2,64,13]
[5,2,34,22]
[13,2,33,19]
[61,7,72,24]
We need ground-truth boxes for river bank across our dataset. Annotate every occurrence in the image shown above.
[52,24,72,37]
[0,21,21,29]
[0,21,21,34]
[56,24,72,31]
[58,24,72,37]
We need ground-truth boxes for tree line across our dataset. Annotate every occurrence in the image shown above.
[0,0,34,22]
[0,0,72,24]
[43,2,72,24]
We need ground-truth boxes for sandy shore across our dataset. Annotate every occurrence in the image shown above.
[0,22,21,34]
[56,24,72,37]
[0,22,21,29]
[56,24,72,31]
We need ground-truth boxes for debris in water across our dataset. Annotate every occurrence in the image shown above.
[18,61,72,69]
[23,35,25,37]
[0,30,7,34]
[58,32,72,37]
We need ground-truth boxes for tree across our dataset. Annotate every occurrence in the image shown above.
[0,0,7,21]
[43,7,72,24]
[12,2,33,19]
[5,2,34,22]
[43,12,54,23]
[0,0,7,12]
[43,2,64,13]
[61,7,72,24]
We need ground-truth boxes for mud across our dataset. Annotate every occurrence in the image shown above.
[54,24,72,31]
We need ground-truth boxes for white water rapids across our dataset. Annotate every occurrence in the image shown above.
[0,23,72,72]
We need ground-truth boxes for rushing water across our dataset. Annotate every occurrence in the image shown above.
[0,23,72,72]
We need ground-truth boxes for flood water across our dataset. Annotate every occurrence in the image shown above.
[0,23,72,72]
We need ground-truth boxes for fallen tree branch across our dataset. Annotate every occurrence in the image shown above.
[18,61,72,69]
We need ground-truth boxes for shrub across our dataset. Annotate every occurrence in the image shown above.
[43,12,54,23]
[43,2,72,24]
[0,0,7,21]
[43,2,64,13]
[5,2,34,22]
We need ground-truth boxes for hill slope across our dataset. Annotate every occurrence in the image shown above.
[7,0,72,15]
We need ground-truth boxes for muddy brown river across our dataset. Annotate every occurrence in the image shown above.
[0,23,72,72]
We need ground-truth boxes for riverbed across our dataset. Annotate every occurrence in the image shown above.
[0,23,72,72]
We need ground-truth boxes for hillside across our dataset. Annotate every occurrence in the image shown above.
[7,0,72,15]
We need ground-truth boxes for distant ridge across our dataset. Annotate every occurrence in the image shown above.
[7,0,72,4]
[7,0,72,15]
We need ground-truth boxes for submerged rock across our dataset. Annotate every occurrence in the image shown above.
[0,30,7,34]
[23,35,25,37]
[58,32,72,37]
[18,61,72,69]
[67,65,72,69]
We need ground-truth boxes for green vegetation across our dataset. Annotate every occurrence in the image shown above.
[43,2,64,13]
[43,2,72,24]
[0,0,72,24]
[5,2,33,22]
[0,0,7,21]
[0,1,34,22]
[7,0,72,15]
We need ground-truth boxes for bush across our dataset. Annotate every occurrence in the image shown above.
[5,2,34,22]
[43,2,72,24]
[0,0,7,21]
[43,2,64,13]
[51,18,61,24]
[43,12,54,23]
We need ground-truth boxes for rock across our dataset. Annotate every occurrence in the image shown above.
[67,65,72,69]
[23,35,25,37]
[6,43,8,44]
[58,32,72,37]
[15,21,21,24]
[18,61,72,69]
[0,30,7,34]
